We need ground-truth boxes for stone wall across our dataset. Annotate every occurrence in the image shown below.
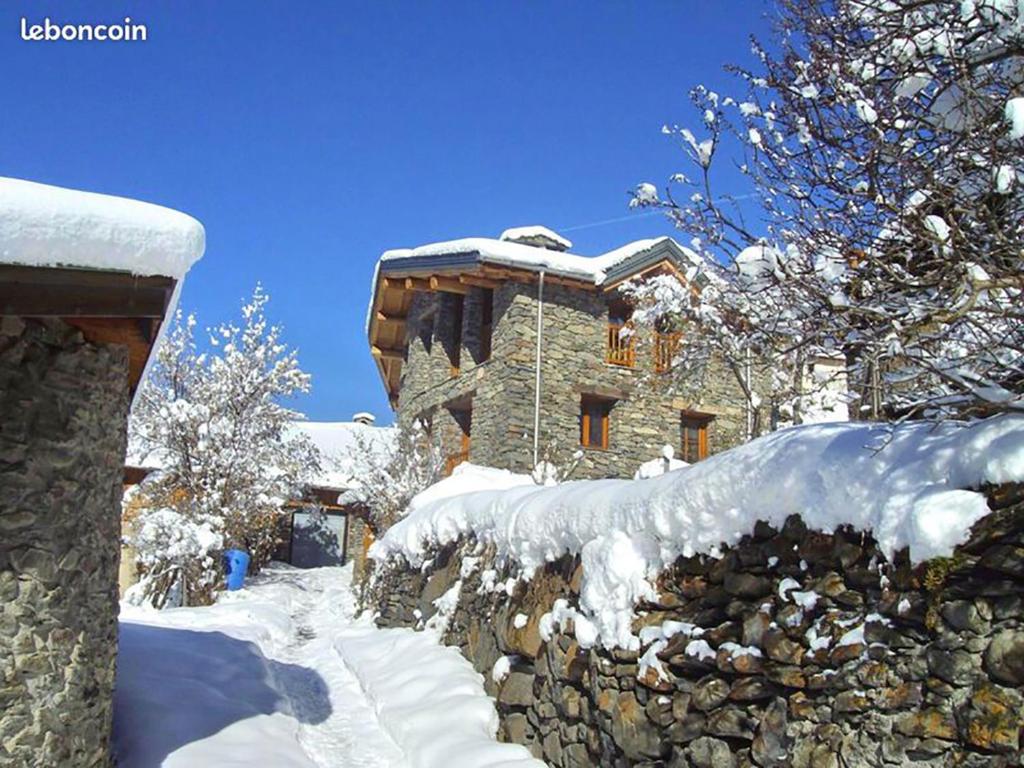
[366,488,1024,767]
[397,280,757,480]
[0,317,128,767]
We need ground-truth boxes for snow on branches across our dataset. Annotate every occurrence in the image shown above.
[342,420,446,533]
[634,0,1024,420]
[128,285,319,606]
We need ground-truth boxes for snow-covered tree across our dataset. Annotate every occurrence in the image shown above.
[343,420,445,532]
[129,285,319,606]
[633,0,1024,421]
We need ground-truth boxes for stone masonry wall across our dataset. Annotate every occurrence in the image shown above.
[397,279,757,479]
[0,317,129,767]
[367,488,1024,767]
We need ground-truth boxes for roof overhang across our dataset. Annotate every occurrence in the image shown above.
[0,264,177,393]
[601,239,697,290]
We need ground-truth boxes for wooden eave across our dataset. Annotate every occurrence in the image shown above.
[0,264,177,393]
[368,263,596,406]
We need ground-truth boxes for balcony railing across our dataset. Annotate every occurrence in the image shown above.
[653,331,682,374]
[606,323,636,368]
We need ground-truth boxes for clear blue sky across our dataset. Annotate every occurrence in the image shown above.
[3,1,770,423]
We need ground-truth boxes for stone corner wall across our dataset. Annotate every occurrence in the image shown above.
[0,317,128,768]
[366,489,1024,767]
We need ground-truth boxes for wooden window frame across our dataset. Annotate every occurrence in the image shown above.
[580,396,614,450]
[653,331,682,374]
[680,412,713,462]
[444,407,472,475]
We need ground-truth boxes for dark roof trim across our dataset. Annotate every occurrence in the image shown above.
[602,239,692,287]
[0,264,176,318]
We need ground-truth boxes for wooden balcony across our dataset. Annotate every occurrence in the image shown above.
[606,323,636,368]
[654,331,682,374]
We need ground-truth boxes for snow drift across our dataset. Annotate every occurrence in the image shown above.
[373,415,1024,650]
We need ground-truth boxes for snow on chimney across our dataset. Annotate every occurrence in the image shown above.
[499,225,572,252]
[352,412,376,425]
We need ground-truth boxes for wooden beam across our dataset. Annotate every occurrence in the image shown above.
[429,275,471,294]
[459,275,499,289]
[371,345,404,361]
[375,311,407,324]
[404,277,430,291]
[0,265,176,318]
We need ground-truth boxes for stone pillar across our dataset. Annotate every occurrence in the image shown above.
[0,317,128,767]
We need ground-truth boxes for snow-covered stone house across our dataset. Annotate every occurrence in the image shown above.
[366,226,755,479]
[0,177,204,767]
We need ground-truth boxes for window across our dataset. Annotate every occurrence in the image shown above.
[479,288,494,362]
[580,396,613,449]
[680,413,712,462]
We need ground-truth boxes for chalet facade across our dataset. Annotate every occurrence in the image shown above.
[367,226,754,480]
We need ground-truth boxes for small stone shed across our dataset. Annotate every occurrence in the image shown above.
[0,177,204,767]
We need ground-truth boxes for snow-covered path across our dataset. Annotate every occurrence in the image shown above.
[256,566,408,767]
[114,564,406,768]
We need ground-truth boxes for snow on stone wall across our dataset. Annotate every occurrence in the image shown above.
[367,486,1024,766]
[375,415,1024,650]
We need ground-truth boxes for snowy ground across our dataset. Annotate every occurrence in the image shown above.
[114,564,541,768]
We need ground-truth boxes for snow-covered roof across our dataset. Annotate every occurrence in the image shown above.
[285,420,397,492]
[0,176,205,279]
[499,225,573,251]
[367,231,713,404]
[378,234,702,286]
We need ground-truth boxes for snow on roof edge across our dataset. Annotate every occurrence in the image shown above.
[376,235,690,285]
[0,176,205,279]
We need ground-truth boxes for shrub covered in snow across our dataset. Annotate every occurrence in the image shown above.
[126,507,223,608]
[341,419,446,532]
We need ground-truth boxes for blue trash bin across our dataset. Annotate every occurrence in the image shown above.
[224,549,250,591]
